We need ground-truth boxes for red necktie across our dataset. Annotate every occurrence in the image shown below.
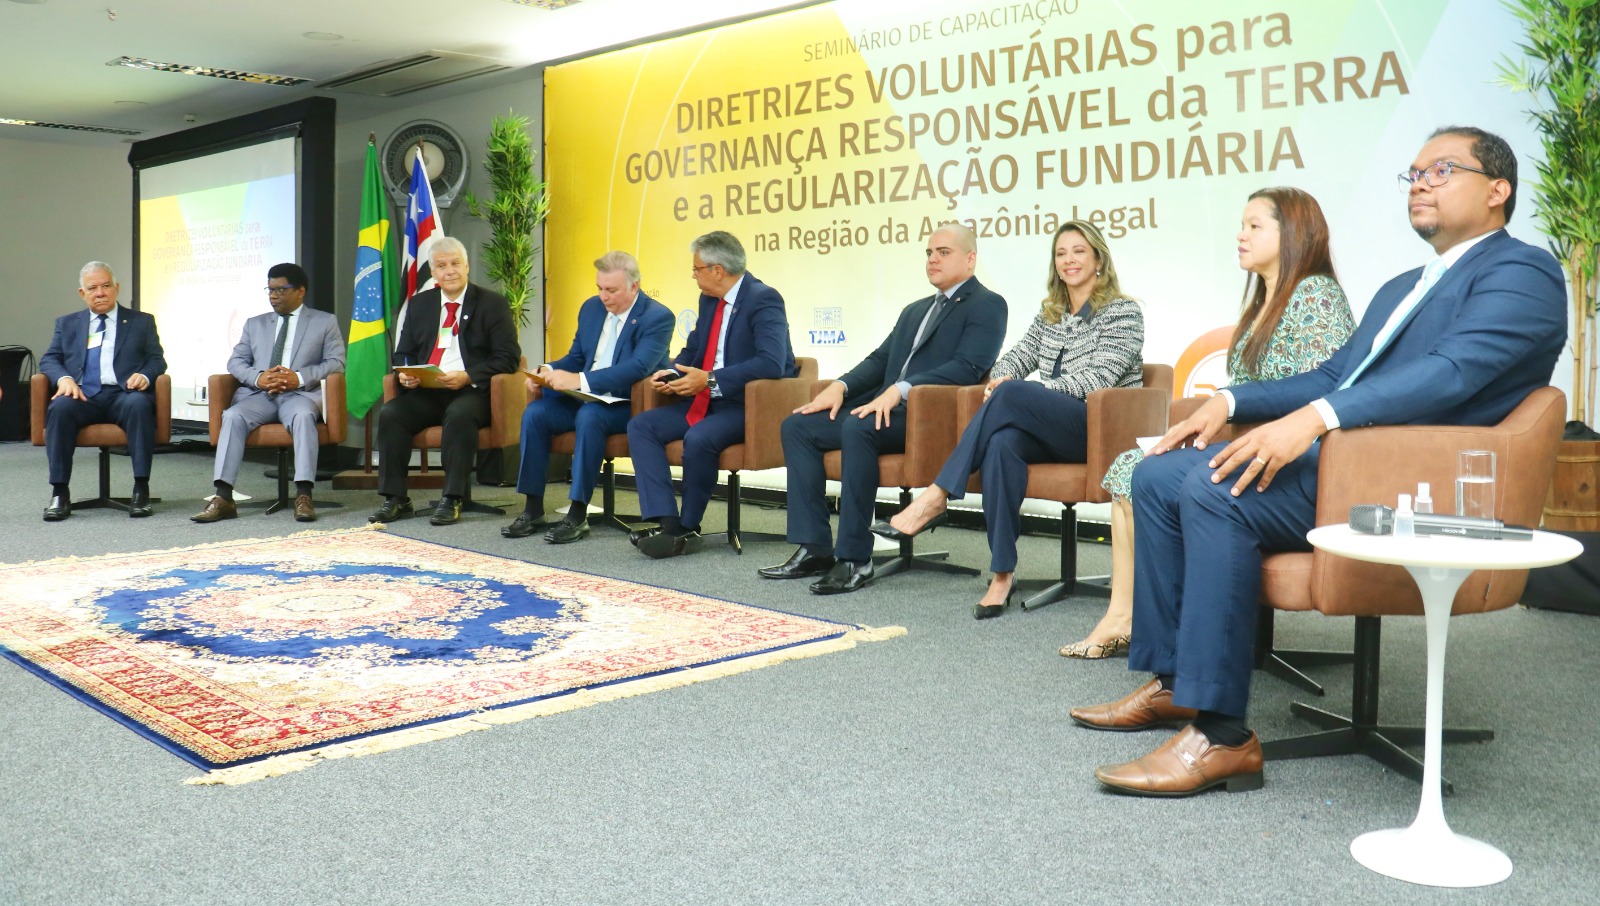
[428,301,461,366]
[686,298,727,426]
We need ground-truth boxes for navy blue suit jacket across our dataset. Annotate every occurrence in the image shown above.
[1232,230,1566,429]
[392,283,522,395]
[549,292,674,399]
[672,272,797,401]
[837,276,1007,398]
[40,305,167,388]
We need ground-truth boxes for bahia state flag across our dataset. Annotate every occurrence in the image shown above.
[347,139,398,420]
[393,145,443,343]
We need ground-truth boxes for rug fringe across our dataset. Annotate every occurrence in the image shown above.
[184,624,905,787]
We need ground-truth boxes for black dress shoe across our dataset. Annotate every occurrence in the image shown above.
[974,580,1018,620]
[810,560,875,595]
[544,518,590,544]
[501,512,548,538]
[43,495,71,522]
[758,547,837,580]
[430,496,463,526]
[629,524,661,547]
[128,488,153,518]
[638,530,703,559]
[869,511,948,543]
[368,497,415,523]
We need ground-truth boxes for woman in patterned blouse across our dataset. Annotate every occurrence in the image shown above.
[872,220,1145,620]
[1060,187,1355,658]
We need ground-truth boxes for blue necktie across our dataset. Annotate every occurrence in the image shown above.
[1337,258,1448,391]
[82,314,108,397]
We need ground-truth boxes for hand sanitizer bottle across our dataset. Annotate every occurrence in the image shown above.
[1395,493,1415,538]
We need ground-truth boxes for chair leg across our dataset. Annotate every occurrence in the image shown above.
[1254,607,1345,697]
[594,457,641,531]
[697,472,786,554]
[244,447,344,514]
[265,448,293,515]
[1260,616,1492,795]
[871,489,980,580]
[1016,504,1107,610]
[72,447,160,512]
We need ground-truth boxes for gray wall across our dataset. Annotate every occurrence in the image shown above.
[0,137,134,359]
[0,69,547,415]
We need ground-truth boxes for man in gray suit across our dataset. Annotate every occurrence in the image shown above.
[192,263,345,523]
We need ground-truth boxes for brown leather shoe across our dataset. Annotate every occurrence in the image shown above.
[1069,678,1199,731]
[293,494,316,522]
[191,496,237,523]
[1094,725,1264,797]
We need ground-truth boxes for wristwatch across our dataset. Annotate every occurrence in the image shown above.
[705,373,719,394]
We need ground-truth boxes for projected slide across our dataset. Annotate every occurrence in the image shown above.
[545,0,1540,397]
[139,137,297,423]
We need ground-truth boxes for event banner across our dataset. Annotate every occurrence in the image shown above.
[545,0,1539,395]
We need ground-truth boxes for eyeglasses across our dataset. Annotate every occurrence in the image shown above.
[690,264,718,276]
[264,285,302,296]
[1396,160,1492,192]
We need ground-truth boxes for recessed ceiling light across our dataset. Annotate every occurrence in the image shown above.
[1,117,142,135]
[7,0,51,6]
[106,56,311,86]
[302,32,343,41]
[113,100,147,107]
[501,0,583,9]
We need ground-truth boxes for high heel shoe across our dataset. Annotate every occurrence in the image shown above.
[973,581,1017,620]
[1058,635,1131,659]
[869,505,949,543]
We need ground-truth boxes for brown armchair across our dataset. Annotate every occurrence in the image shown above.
[820,380,983,579]
[1258,385,1566,788]
[380,369,528,514]
[954,364,1174,609]
[540,377,658,531]
[647,358,819,552]
[31,372,171,511]
[207,373,347,514]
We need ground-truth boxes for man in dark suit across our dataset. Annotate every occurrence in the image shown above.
[371,237,521,526]
[627,231,798,559]
[39,261,167,520]
[1072,127,1568,797]
[192,263,345,524]
[761,224,1007,594]
[504,251,673,543]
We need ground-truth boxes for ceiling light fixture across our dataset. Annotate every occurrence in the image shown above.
[501,0,583,9]
[1,117,142,135]
[106,56,311,86]
[302,32,343,41]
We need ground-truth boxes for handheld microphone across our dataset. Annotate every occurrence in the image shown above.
[1348,505,1533,541]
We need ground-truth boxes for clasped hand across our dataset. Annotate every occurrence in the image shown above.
[651,365,708,396]
[257,366,300,393]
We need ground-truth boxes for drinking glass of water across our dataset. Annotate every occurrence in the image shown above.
[1456,450,1496,520]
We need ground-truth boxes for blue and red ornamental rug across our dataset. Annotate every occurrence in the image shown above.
[0,528,899,784]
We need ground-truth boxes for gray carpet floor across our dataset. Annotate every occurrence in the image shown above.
[1,440,1596,905]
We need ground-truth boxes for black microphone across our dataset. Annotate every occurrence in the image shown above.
[1348,505,1533,541]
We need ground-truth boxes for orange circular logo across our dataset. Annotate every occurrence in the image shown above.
[1174,326,1235,398]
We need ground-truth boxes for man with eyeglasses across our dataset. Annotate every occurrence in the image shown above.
[40,261,167,521]
[626,231,798,558]
[1072,126,1567,797]
[192,263,345,524]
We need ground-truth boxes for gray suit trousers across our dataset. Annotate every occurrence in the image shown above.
[214,388,323,486]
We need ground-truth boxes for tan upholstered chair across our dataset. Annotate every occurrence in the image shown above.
[1258,386,1566,788]
[818,380,984,579]
[539,377,657,531]
[207,372,348,513]
[380,370,528,514]
[645,357,819,552]
[954,363,1174,608]
[31,372,172,511]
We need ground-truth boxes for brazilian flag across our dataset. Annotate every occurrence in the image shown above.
[347,140,398,420]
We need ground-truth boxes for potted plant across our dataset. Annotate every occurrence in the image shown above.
[1499,0,1600,533]
[464,111,550,329]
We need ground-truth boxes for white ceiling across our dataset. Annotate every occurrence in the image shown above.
[1,0,815,147]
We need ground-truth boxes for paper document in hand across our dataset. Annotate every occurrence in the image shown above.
[559,387,626,405]
[393,365,448,389]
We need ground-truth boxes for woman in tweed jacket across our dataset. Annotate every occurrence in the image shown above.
[872,220,1144,619]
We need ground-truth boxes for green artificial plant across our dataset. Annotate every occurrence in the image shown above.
[464,112,550,329]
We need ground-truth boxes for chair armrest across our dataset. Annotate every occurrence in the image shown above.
[487,372,528,449]
[323,373,348,444]
[955,384,985,433]
[1083,385,1169,502]
[902,384,968,488]
[30,373,47,445]
[741,376,819,470]
[809,379,834,397]
[153,375,172,445]
[208,374,240,444]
